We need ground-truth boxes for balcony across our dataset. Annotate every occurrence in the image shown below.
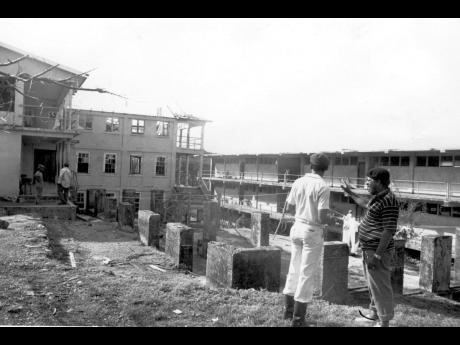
[202,170,460,203]
[176,136,203,150]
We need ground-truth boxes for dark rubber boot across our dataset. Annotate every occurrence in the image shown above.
[283,294,295,320]
[291,301,307,327]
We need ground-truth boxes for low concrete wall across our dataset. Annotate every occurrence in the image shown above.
[138,210,161,249]
[314,241,349,304]
[165,223,193,270]
[206,242,281,292]
[419,235,452,293]
[117,202,134,228]
[0,205,76,220]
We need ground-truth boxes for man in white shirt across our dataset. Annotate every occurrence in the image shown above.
[57,163,72,204]
[282,152,332,327]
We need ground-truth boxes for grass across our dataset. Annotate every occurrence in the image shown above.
[0,215,459,327]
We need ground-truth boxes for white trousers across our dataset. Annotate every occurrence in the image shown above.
[283,221,324,303]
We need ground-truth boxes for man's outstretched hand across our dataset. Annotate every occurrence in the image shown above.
[340,178,355,196]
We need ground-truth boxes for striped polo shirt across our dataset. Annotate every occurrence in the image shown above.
[358,189,399,251]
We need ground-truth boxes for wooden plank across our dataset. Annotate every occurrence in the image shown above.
[69,252,77,268]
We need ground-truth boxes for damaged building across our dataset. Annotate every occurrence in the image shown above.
[203,150,460,227]
[0,42,208,212]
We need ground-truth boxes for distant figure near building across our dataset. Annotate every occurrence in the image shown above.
[342,210,359,255]
[33,164,45,205]
[57,163,72,205]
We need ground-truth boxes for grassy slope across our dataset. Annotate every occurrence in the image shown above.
[0,216,459,327]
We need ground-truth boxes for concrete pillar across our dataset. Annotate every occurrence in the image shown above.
[419,235,452,293]
[186,155,190,186]
[117,201,135,228]
[314,241,349,304]
[200,200,220,257]
[250,212,270,247]
[165,223,193,271]
[138,210,161,249]
[104,197,117,220]
[391,239,405,295]
[455,228,460,286]
[206,242,281,292]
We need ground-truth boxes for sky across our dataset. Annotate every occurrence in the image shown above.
[2,18,460,155]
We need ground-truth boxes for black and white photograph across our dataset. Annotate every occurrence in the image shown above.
[0,18,459,327]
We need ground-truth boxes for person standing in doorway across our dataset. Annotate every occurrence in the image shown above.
[341,168,399,327]
[57,163,72,204]
[282,153,333,327]
[33,164,45,205]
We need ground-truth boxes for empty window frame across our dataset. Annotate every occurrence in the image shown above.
[130,155,142,174]
[440,155,454,167]
[416,156,427,167]
[380,156,389,166]
[428,156,439,167]
[156,121,169,136]
[155,156,166,176]
[76,191,86,209]
[104,153,116,173]
[131,119,145,134]
[390,156,400,166]
[455,156,460,167]
[400,156,410,166]
[78,113,93,130]
[106,117,120,132]
[77,152,89,173]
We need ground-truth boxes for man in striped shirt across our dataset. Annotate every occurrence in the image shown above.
[341,167,399,327]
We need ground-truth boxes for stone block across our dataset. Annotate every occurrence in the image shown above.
[117,202,135,228]
[165,223,194,270]
[199,201,220,258]
[104,198,117,220]
[0,219,9,229]
[455,228,460,285]
[314,241,349,304]
[250,212,270,247]
[206,242,281,292]
[420,235,452,293]
[391,239,405,295]
[203,201,219,242]
[138,210,161,248]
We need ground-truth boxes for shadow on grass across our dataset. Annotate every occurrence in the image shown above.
[44,222,69,263]
[395,293,460,319]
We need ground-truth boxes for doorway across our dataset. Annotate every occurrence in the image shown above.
[34,149,56,183]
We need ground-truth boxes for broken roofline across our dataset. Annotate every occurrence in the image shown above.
[204,148,460,157]
[0,41,87,87]
[70,108,207,123]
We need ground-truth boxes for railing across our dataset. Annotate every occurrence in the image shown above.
[176,136,202,150]
[23,105,62,130]
[202,169,460,201]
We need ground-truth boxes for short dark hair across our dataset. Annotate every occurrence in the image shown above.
[310,153,329,172]
[64,163,69,167]
[367,167,390,187]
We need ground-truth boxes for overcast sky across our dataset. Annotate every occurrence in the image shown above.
[2,18,460,154]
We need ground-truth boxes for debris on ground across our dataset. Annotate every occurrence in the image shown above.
[0,219,9,229]
[149,265,166,273]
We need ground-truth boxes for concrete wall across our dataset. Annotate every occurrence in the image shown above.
[0,132,21,196]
